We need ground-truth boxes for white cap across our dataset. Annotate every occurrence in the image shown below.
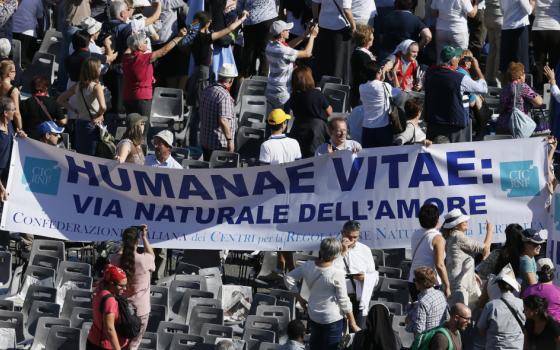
[270,20,294,36]
[154,130,174,147]
[218,63,238,78]
[80,17,102,35]
[537,258,554,271]
[496,263,520,293]
[442,208,470,229]
[132,0,151,7]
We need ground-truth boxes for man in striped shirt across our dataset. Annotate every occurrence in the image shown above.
[265,20,319,115]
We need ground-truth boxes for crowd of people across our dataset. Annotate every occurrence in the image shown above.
[0,0,558,169]
[0,0,559,349]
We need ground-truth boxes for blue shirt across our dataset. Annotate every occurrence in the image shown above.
[520,255,538,287]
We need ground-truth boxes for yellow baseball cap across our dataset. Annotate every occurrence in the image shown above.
[268,109,291,125]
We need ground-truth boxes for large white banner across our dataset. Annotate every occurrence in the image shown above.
[1,138,549,250]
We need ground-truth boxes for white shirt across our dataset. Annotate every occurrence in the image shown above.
[432,0,473,33]
[315,139,362,156]
[145,154,183,169]
[552,84,560,104]
[532,0,560,31]
[500,0,532,29]
[352,0,377,24]
[408,228,443,285]
[312,0,353,31]
[285,261,353,324]
[12,0,44,37]
[360,80,400,129]
[333,241,379,315]
[259,134,302,165]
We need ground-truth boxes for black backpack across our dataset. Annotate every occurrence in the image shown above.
[100,293,142,339]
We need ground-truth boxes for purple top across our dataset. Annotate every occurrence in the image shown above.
[522,283,560,322]
[496,82,538,132]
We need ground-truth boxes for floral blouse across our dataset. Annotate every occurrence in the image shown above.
[0,0,18,39]
[497,82,538,132]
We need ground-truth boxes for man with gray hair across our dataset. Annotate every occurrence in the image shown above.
[315,116,362,156]
[199,63,238,161]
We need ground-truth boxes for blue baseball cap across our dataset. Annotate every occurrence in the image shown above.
[38,121,64,136]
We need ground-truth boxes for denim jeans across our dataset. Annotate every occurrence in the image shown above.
[75,120,99,156]
[309,318,344,350]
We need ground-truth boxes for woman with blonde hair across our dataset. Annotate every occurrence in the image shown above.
[496,62,543,135]
[115,113,147,165]
[0,60,22,131]
[57,57,107,156]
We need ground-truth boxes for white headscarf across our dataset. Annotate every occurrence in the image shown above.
[392,39,416,56]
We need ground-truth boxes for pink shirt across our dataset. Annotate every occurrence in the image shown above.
[111,252,155,316]
[522,283,560,322]
[88,289,129,349]
[123,51,154,101]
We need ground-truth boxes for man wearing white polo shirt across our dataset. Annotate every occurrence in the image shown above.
[259,109,302,165]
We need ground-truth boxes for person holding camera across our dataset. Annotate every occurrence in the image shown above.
[110,225,155,350]
[333,220,378,328]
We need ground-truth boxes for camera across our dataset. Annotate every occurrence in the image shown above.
[95,30,113,49]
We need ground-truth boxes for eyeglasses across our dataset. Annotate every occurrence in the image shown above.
[113,282,127,288]
[456,314,471,321]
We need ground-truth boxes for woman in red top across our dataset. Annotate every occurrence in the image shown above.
[87,265,129,350]
[389,39,421,92]
[122,28,187,116]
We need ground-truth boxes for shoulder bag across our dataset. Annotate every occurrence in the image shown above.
[509,83,536,138]
[383,83,404,134]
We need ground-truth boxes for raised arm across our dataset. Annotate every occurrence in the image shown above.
[144,0,162,26]
[140,224,154,256]
[151,28,187,62]
[482,221,494,259]
[211,11,249,41]
[297,24,319,59]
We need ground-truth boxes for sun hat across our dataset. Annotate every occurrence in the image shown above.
[521,228,547,244]
[218,63,238,78]
[79,17,102,35]
[126,113,148,129]
[153,130,174,148]
[495,263,520,293]
[442,208,470,229]
[268,109,291,125]
[537,258,554,271]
